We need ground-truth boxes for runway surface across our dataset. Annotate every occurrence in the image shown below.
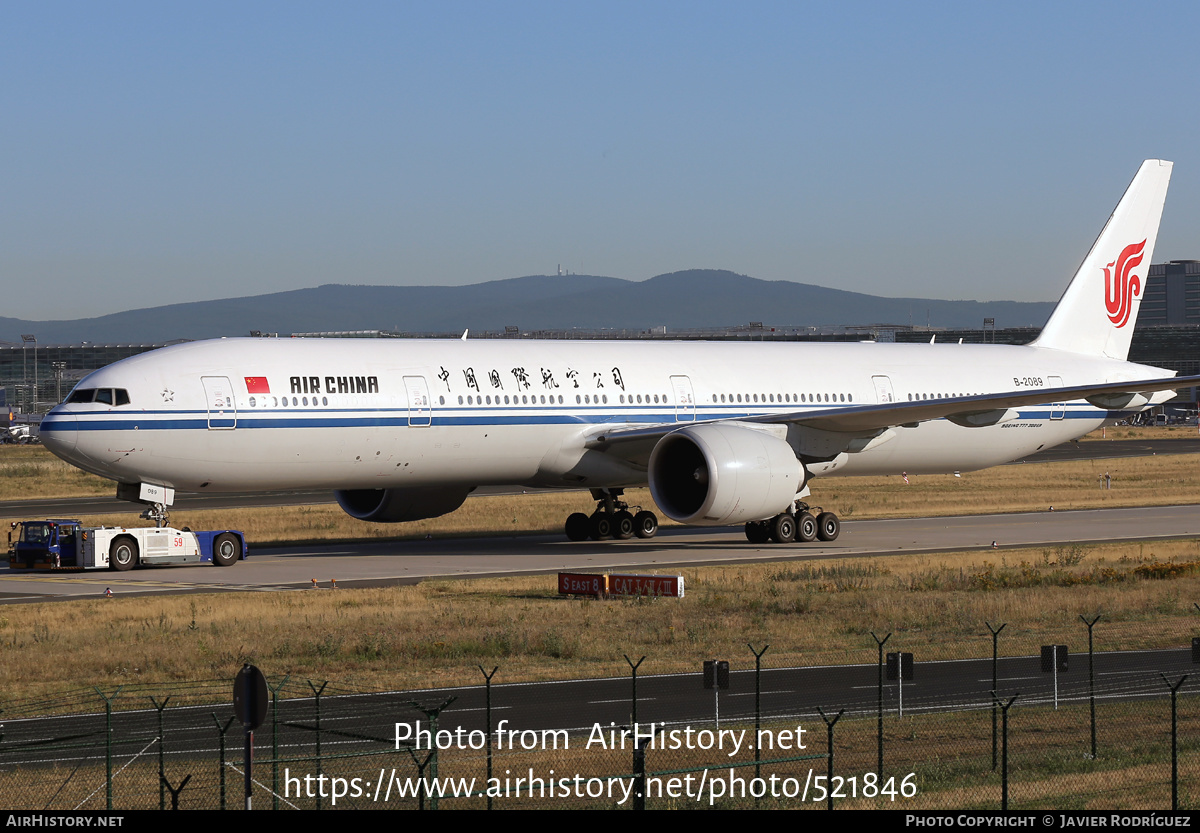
[1,504,1196,603]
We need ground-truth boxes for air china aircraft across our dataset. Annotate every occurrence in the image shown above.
[40,160,1198,546]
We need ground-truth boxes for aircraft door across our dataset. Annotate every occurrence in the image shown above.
[671,375,696,421]
[201,376,237,429]
[1048,376,1065,420]
[404,376,432,427]
[872,375,896,403]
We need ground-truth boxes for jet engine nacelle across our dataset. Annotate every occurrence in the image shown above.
[335,486,471,523]
[648,424,804,526]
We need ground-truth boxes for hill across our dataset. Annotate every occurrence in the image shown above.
[0,270,1055,344]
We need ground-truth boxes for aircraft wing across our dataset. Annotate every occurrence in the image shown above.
[585,373,1200,454]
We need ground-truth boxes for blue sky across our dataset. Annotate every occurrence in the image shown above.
[3,1,1198,320]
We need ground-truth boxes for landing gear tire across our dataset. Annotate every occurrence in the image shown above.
[633,511,658,539]
[612,510,635,540]
[213,533,240,566]
[745,521,771,544]
[770,513,796,544]
[590,512,613,540]
[816,512,840,542]
[796,512,817,543]
[565,513,591,541]
[110,536,138,571]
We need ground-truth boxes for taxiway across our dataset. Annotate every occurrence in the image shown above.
[1,504,1196,603]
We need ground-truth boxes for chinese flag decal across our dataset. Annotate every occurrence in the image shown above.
[244,377,271,394]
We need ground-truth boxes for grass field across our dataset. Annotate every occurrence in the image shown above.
[2,432,1200,698]
[4,539,1200,702]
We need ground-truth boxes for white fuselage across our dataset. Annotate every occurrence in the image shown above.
[39,336,1160,495]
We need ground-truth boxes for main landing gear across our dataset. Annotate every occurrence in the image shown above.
[744,502,840,545]
[565,489,658,541]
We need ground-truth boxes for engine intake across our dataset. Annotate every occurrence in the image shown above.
[335,486,470,523]
[648,424,803,525]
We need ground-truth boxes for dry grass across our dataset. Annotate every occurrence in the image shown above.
[4,539,1200,704]
[813,452,1200,522]
[0,446,113,500]
[1082,425,1199,441]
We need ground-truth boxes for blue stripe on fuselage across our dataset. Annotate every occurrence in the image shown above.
[38,404,1110,433]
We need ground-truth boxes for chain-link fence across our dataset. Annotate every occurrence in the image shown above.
[3,634,1199,810]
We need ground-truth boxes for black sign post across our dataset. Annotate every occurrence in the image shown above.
[233,664,268,810]
[703,660,730,729]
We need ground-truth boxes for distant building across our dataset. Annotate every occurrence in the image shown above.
[1140,261,1200,326]
[0,342,182,416]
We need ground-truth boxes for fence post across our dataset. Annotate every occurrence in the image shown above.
[149,696,171,810]
[407,749,436,811]
[409,697,457,810]
[161,774,191,810]
[625,655,646,809]
[1081,615,1101,759]
[749,644,769,783]
[633,735,646,811]
[817,707,844,811]
[986,622,1006,771]
[625,655,646,726]
[1162,674,1188,812]
[94,687,123,811]
[212,714,236,811]
[992,692,1018,811]
[479,666,499,810]
[872,632,891,778]
[305,680,328,809]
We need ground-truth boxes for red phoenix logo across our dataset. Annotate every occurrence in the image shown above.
[1103,240,1145,328]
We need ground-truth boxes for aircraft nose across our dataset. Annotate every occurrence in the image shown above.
[39,410,78,455]
[39,410,91,473]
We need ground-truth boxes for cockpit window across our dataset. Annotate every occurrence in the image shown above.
[64,388,130,406]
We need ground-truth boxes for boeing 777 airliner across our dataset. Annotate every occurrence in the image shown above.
[39,160,1197,547]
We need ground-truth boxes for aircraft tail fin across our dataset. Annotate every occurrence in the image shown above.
[1032,159,1172,360]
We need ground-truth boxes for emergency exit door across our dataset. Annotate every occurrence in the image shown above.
[201,376,237,429]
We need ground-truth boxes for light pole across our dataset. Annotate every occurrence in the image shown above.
[20,335,35,414]
[51,362,66,405]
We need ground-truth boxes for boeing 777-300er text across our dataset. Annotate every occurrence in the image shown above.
[40,160,1199,546]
